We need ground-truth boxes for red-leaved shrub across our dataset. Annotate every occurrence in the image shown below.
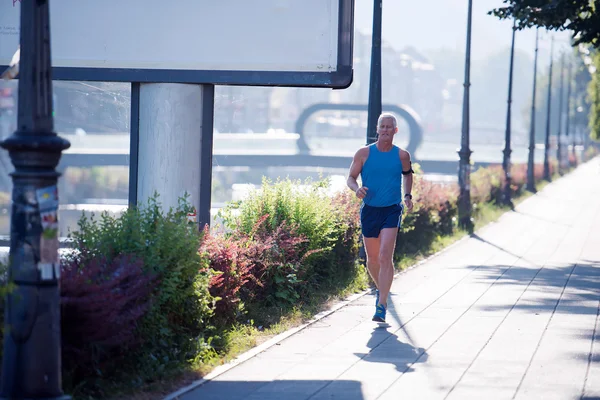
[396,176,459,255]
[201,215,317,325]
[200,226,261,324]
[60,254,156,381]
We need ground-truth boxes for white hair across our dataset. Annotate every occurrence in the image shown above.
[377,113,397,129]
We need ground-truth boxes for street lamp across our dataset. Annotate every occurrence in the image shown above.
[366,0,382,145]
[502,19,517,207]
[581,50,596,160]
[0,1,71,399]
[556,53,565,174]
[543,36,554,181]
[457,0,474,231]
[527,28,539,192]
[565,60,574,166]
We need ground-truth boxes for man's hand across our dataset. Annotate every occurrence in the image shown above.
[404,198,413,212]
[355,186,368,199]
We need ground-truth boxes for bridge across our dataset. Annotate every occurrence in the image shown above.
[53,102,557,176]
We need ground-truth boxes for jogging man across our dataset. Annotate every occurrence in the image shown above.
[346,113,414,322]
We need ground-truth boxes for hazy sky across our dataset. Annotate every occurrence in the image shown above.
[353,0,573,64]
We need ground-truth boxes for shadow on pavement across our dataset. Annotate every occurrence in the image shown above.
[463,262,600,315]
[354,326,428,374]
[178,379,365,400]
[353,300,429,374]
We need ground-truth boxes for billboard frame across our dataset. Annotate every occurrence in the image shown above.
[1,0,354,88]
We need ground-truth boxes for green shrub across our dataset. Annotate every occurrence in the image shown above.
[396,166,458,256]
[328,190,363,286]
[218,177,362,306]
[67,194,215,380]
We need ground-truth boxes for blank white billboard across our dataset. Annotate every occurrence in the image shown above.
[0,0,354,87]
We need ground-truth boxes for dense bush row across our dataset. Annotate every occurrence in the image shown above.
[0,155,595,398]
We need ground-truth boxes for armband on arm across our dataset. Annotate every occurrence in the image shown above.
[402,162,414,176]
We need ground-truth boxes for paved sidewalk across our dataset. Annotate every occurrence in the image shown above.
[177,158,600,400]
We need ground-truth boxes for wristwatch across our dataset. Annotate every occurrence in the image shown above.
[404,193,413,200]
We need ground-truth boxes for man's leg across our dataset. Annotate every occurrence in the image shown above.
[376,227,399,308]
[363,236,381,288]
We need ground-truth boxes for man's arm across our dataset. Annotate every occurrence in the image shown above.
[347,148,367,199]
[400,149,414,210]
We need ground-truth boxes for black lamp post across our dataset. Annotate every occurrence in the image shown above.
[556,53,565,174]
[502,19,517,206]
[366,0,382,145]
[543,37,554,181]
[527,28,539,192]
[457,0,473,231]
[565,60,574,166]
[0,1,70,399]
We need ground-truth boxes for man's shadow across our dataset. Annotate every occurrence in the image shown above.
[354,297,429,373]
[354,325,428,373]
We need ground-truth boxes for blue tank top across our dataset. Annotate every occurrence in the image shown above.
[360,144,403,207]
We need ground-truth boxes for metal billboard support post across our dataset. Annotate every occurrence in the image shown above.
[136,83,214,229]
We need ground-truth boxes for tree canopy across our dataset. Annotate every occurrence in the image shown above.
[490,0,600,47]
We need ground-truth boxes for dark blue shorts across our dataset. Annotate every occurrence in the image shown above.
[360,203,404,238]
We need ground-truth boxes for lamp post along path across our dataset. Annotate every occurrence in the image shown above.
[0,0,71,398]
[527,28,539,192]
[565,60,574,166]
[556,53,565,174]
[458,0,474,231]
[366,0,382,145]
[503,20,517,206]
[543,37,554,181]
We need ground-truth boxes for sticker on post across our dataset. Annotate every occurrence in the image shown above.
[37,262,60,281]
[40,224,59,264]
[36,185,60,273]
[40,210,58,230]
[36,185,59,212]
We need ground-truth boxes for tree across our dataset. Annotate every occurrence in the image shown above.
[490,0,600,47]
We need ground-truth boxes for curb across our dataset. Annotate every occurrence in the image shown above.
[163,160,592,399]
